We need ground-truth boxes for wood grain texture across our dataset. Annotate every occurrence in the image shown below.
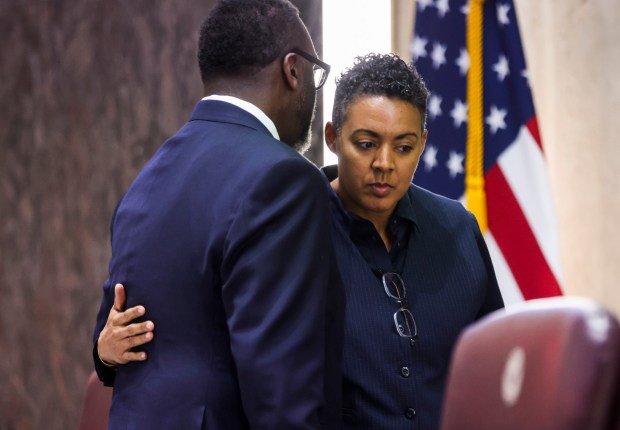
[0,1,323,428]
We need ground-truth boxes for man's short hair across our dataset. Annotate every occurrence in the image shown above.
[198,0,301,82]
[332,53,430,134]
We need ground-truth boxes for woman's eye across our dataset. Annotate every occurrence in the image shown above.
[396,145,414,153]
[356,141,375,150]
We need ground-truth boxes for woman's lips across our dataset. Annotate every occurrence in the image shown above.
[369,183,392,197]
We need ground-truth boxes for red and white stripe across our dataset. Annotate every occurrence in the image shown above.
[485,118,563,303]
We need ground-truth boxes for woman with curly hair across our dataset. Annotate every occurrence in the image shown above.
[322,53,503,429]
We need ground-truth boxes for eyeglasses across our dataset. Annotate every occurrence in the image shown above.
[382,272,418,346]
[290,48,331,90]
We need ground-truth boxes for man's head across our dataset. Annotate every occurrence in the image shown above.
[325,54,430,223]
[198,0,324,151]
[198,0,301,81]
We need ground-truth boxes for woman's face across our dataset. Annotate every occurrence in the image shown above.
[326,95,427,222]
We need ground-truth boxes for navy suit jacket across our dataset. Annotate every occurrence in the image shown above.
[327,179,504,430]
[94,100,345,430]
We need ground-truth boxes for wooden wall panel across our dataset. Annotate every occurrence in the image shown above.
[0,0,328,428]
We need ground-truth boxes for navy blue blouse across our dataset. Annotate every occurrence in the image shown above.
[322,165,504,430]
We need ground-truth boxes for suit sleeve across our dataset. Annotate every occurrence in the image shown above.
[92,203,122,386]
[221,157,343,429]
[468,211,505,318]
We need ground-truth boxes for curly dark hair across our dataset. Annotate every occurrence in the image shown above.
[198,0,301,83]
[332,53,430,134]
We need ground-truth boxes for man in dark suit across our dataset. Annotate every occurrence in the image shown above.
[98,52,505,429]
[93,1,344,429]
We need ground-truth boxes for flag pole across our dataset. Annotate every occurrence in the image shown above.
[465,0,488,232]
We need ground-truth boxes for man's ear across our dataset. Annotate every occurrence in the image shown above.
[325,121,338,154]
[282,52,301,91]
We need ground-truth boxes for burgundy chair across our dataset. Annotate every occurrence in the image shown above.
[78,371,112,430]
[441,297,620,430]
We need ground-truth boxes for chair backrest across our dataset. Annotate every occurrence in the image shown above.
[440,296,620,430]
[77,371,112,430]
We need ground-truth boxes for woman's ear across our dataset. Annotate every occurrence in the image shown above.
[421,129,428,151]
[325,122,338,154]
[282,52,301,91]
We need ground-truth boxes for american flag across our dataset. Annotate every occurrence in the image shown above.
[411,0,562,303]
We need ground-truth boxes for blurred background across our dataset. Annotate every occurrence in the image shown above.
[0,0,618,428]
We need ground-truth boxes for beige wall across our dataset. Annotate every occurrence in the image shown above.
[394,0,620,317]
[517,0,620,317]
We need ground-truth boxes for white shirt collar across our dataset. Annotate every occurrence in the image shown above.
[202,95,280,140]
